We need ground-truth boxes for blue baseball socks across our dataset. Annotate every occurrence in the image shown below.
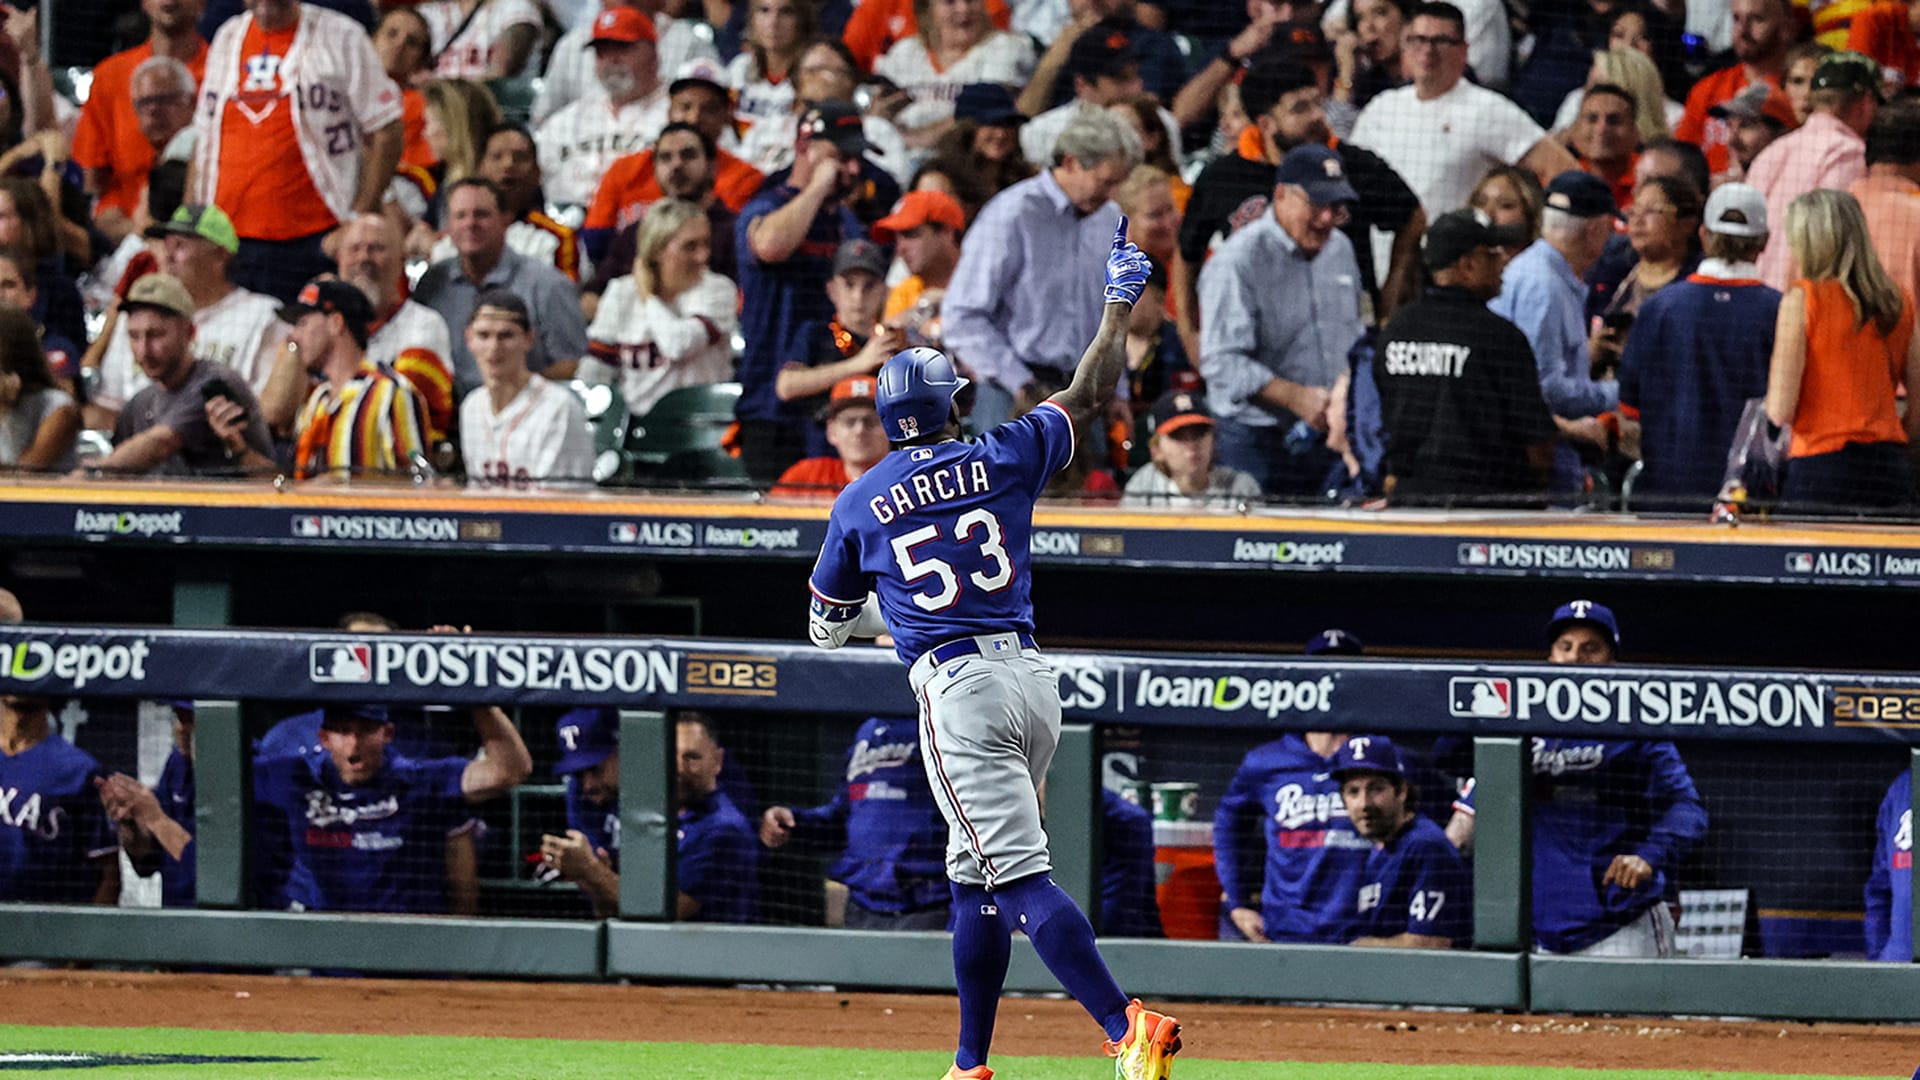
[950,882,1011,1070]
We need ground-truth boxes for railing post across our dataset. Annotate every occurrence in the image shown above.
[1910,748,1919,962]
[193,699,247,909]
[618,709,674,920]
[1051,723,1099,924]
[1473,736,1529,953]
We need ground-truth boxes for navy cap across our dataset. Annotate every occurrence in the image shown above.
[954,83,1024,127]
[1544,170,1623,219]
[1068,24,1137,82]
[321,702,390,727]
[1329,735,1408,783]
[1305,628,1365,656]
[1276,144,1358,206]
[555,707,619,776]
[799,100,871,155]
[1547,599,1620,651]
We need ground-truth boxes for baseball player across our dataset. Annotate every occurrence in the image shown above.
[458,289,594,487]
[0,693,119,905]
[761,715,952,930]
[1447,601,1709,956]
[806,218,1181,1080]
[1099,787,1164,938]
[1865,768,1913,962]
[96,701,199,908]
[541,707,623,916]
[1332,736,1471,948]
[1213,730,1370,944]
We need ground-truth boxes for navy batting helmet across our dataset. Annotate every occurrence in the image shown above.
[876,346,969,443]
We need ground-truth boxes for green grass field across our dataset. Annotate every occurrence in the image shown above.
[0,1026,1893,1079]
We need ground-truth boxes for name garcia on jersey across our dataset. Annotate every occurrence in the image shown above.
[868,460,993,524]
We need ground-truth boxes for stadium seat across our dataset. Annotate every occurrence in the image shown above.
[488,75,539,125]
[569,381,634,487]
[627,382,749,488]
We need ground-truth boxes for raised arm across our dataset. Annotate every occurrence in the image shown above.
[1051,217,1152,429]
[461,706,534,801]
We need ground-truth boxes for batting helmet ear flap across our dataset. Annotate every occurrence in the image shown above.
[876,346,970,442]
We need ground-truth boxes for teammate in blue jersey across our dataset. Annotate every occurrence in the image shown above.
[806,218,1182,1080]
[1332,736,1470,948]
[252,702,530,914]
[541,708,760,923]
[1447,601,1708,956]
[1865,769,1913,962]
[1214,731,1371,944]
[96,701,198,907]
[0,693,118,904]
[761,715,951,930]
[1099,788,1164,938]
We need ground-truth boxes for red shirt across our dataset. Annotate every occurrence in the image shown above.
[216,21,336,239]
[584,146,765,235]
[1677,65,1781,177]
[72,39,209,217]
[1848,2,1920,91]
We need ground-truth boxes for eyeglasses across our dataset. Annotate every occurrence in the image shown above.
[1405,34,1465,49]
[1310,203,1354,226]
[133,93,190,111]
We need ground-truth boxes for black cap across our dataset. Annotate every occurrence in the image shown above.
[1812,50,1883,97]
[1544,170,1623,219]
[831,238,889,278]
[471,286,533,329]
[799,100,871,155]
[1238,57,1319,118]
[1149,389,1213,436]
[1422,208,1525,272]
[1068,23,1137,82]
[279,278,375,345]
[1275,144,1358,205]
[1257,19,1332,66]
[954,83,1024,127]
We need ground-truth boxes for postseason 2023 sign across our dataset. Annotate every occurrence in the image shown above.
[2,626,1918,746]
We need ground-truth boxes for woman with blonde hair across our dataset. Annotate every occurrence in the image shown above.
[580,198,739,420]
[1470,166,1545,250]
[422,79,501,190]
[1764,189,1920,512]
[873,0,1033,148]
[1552,48,1677,142]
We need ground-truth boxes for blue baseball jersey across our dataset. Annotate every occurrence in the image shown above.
[1101,788,1164,938]
[789,717,948,914]
[1529,738,1707,953]
[1355,815,1471,944]
[0,733,116,903]
[564,781,621,872]
[678,789,760,924]
[809,401,1076,665]
[152,747,196,908]
[1212,734,1371,944]
[1865,770,1913,963]
[253,750,471,914]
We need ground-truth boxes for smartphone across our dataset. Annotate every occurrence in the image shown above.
[199,377,238,404]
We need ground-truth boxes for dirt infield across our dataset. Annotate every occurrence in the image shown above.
[2,970,1916,1076]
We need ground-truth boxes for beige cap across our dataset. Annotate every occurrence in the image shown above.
[121,273,195,319]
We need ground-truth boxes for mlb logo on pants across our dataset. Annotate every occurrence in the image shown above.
[1449,677,1512,719]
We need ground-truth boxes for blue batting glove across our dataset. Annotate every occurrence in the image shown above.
[1104,215,1153,307]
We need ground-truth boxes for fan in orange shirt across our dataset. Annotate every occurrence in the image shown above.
[70,0,208,240]
[1676,0,1795,175]
[372,9,436,168]
[769,375,887,498]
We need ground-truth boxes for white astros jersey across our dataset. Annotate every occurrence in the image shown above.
[459,376,595,487]
[872,33,1034,131]
[579,270,737,417]
[535,89,671,207]
[95,288,291,412]
[530,15,718,127]
[367,299,452,374]
[727,53,795,140]
[420,0,542,79]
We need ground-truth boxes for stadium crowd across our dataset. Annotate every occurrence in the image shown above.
[0,0,1913,509]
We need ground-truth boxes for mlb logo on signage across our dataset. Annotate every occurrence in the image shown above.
[609,522,638,543]
[1449,677,1512,718]
[293,516,324,538]
[310,643,373,683]
[1786,552,1814,573]
[1459,544,1491,566]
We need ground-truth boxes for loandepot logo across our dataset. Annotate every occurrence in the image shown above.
[0,1051,316,1069]
[703,525,801,550]
[71,509,183,537]
[1232,539,1345,566]
[1134,670,1335,717]
[0,639,151,690]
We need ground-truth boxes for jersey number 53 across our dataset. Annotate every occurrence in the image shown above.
[891,508,1013,612]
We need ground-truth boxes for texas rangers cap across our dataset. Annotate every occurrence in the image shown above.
[1708,82,1797,130]
[799,100,871,156]
[1547,599,1621,651]
[831,238,889,279]
[826,373,878,418]
[953,83,1024,127]
[555,707,619,776]
[279,278,375,344]
[1329,735,1408,783]
[1149,389,1213,437]
[1422,208,1526,272]
[1068,24,1137,82]
[121,273,195,319]
[1304,628,1365,656]
[145,203,240,255]
[871,190,965,245]
[1276,144,1358,206]
[1703,182,1768,237]
[588,6,657,46]
[669,57,729,99]
[1544,170,1622,219]
[320,703,392,727]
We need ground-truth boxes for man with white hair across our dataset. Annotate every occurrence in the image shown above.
[941,108,1143,432]
[532,0,719,127]
[72,0,207,242]
[1488,171,1621,495]
[338,213,456,445]
[536,9,670,209]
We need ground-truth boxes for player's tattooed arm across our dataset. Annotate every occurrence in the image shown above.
[1053,216,1151,427]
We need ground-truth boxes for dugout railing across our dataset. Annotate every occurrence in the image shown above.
[0,625,1917,1020]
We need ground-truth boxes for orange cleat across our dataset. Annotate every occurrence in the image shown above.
[1103,999,1182,1080]
[940,1066,993,1079]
